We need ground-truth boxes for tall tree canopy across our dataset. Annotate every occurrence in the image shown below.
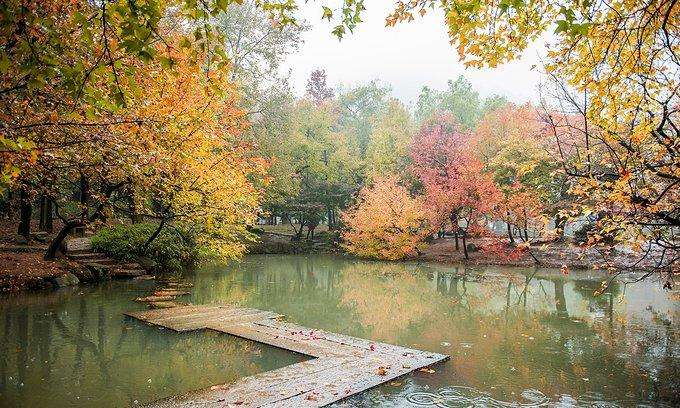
[364,99,414,180]
[414,75,507,129]
[337,81,391,155]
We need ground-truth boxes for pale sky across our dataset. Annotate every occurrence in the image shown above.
[284,1,547,107]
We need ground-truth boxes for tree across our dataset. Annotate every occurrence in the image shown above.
[342,176,431,260]
[115,45,265,260]
[473,103,558,243]
[305,69,334,105]
[410,113,502,257]
[279,99,362,235]
[1,1,269,258]
[337,81,391,155]
[409,113,469,232]
[413,76,507,129]
[364,99,414,180]
[28,36,262,260]
[214,0,307,227]
[0,0,246,190]
[449,157,502,259]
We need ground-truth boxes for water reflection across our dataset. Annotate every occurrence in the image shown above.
[0,255,678,407]
[192,255,679,407]
[0,282,304,407]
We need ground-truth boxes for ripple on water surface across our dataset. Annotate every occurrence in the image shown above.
[1,254,678,407]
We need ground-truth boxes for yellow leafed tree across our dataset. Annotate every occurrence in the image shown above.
[342,176,432,260]
[120,45,267,260]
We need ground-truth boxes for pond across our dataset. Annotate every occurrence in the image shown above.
[0,254,677,407]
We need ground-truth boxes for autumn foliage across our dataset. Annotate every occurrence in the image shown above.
[342,176,431,260]
[0,0,676,280]
[0,0,266,260]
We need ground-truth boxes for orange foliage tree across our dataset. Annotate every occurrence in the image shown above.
[449,157,502,258]
[473,103,558,244]
[341,176,431,260]
[115,46,266,259]
[410,114,501,257]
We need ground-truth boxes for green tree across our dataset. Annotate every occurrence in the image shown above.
[213,0,308,226]
[414,76,507,129]
[365,99,414,180]
[337,81,391,156]
[280,100,362,234]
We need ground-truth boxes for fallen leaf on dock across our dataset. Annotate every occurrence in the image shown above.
[419,368,435,374]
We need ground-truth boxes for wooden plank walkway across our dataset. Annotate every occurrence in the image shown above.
[125,304,449,407]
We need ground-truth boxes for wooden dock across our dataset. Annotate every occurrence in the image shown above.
[125,304,449,407]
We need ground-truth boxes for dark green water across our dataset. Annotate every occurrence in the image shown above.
[0,255,678,407]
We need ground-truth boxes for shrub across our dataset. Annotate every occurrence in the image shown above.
[341,176,432,260]
[91,223,200,272]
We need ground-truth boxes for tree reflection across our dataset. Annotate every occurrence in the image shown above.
[0,284,303,407]
[0,256,676,407]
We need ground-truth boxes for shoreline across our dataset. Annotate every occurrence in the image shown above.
[0,240,153,294]
[0,233,656,294]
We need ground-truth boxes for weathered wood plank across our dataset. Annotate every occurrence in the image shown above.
[146,357,352,408]
[166,311,281,332]
[254,320,442,361]
[126,304,449,407]
[267,354,447,407]
[126,305,279,332]
[208,322,363,359]
[124,305,222,321]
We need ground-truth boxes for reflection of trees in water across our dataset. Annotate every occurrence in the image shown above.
[0,285,298,407]
[2,257,669,407]
[571,279,621,326]
[193,255,363,336]
[0,311,9,391]
[191,257,678,408]
[333,262,675,406]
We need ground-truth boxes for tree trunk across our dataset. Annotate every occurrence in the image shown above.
[0,190,11,217]
[554,213,567,242]
[454,232,459,250]
[462,233,469,259]
[128,190,141,224]
[506,221,515,245]
[45,220,81,259]
[288,215,304,240]
[38,195,53,232]
[142,220,165,252]
[307,225,316,240]
[45,181,126,260]
[76,175,89,237]
[39,195,46,231]
[18,187,32,238]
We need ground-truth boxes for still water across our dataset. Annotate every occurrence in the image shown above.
[0,254,677,407]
